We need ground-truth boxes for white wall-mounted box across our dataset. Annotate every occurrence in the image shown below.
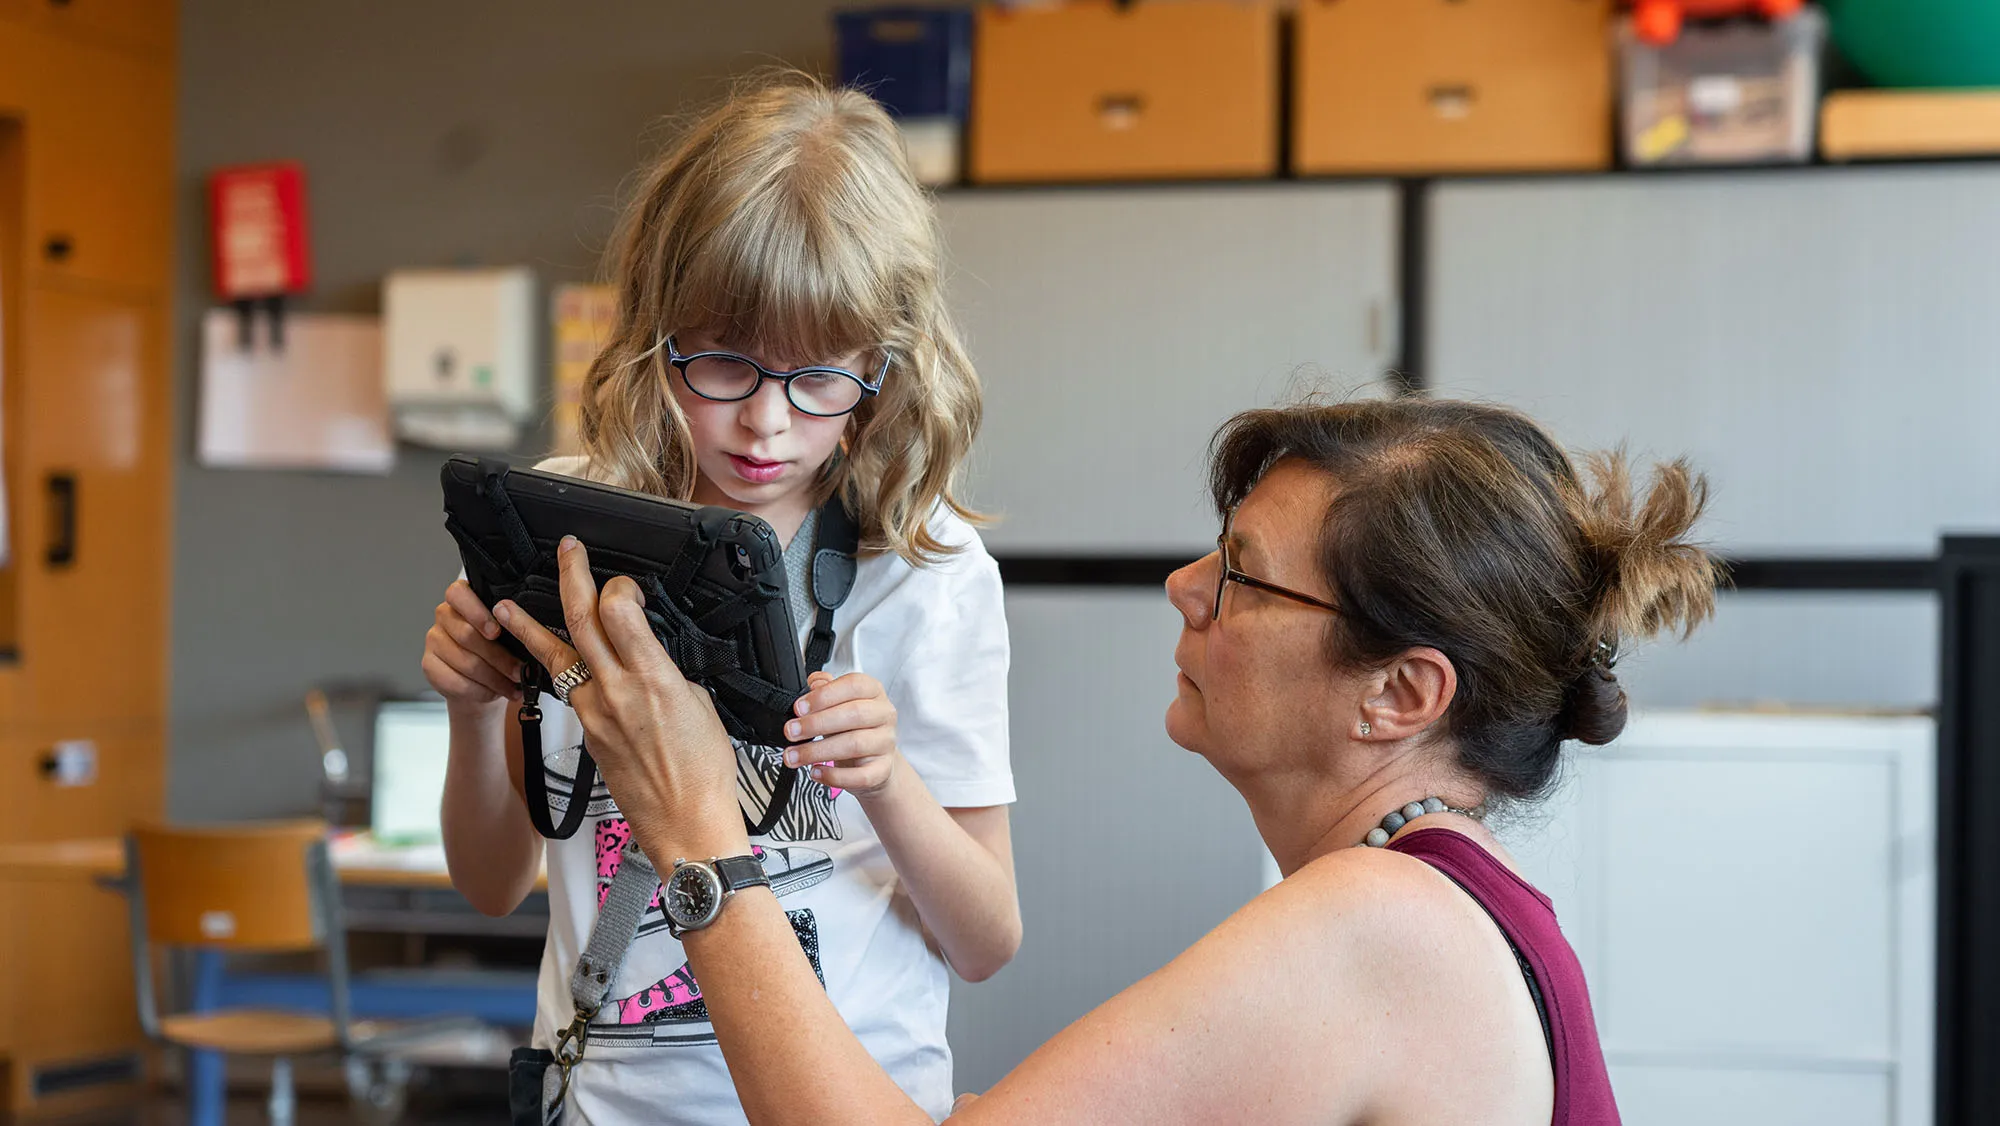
[383,266,536,450]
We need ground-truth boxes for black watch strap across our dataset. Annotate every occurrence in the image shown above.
[713,854,771,894]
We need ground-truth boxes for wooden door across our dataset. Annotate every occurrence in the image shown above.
[5,284,169,730]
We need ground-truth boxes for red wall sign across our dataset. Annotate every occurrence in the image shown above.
[209,162,311,300]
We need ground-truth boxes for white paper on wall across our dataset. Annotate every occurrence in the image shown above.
[198,309,393,473]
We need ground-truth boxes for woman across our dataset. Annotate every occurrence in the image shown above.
[493,398,1717,1125]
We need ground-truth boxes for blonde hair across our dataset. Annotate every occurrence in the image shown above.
[580,71,984,564]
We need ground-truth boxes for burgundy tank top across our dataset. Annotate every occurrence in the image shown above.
[1386,828,1620,1126]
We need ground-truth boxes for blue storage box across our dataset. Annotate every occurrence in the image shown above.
[836,7,974,121]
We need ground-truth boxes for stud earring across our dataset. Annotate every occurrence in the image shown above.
[1358,721,1372,738]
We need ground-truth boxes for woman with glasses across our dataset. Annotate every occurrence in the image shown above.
[500,395,1716,1125]
[425,75,1021,1125]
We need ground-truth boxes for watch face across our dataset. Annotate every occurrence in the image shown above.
[665,864,723,930]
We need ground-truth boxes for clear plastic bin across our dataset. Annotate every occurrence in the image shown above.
[1619,7,1825,166]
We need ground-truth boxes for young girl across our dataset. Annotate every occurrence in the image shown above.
[421,74,1020,1124]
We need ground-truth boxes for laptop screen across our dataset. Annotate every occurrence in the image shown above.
[370,699,452,845]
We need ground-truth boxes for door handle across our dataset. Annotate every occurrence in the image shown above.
[46,472,77,568]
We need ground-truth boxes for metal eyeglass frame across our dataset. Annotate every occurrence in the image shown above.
[666,334,889,418]
[1214,506,1343,620]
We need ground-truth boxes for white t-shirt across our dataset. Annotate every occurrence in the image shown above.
[523,458,1013,1125]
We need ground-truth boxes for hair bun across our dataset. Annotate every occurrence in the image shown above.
[1574,452,1720,644]
[1558,664,1628,746]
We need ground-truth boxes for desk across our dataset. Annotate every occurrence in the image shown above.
[0,836,547,1126]
[0,835,551,937]
[0,835,549,892]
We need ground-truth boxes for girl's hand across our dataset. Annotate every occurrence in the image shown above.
[493,536,749,859]
[423,580,524,709]
[783,670,903,797]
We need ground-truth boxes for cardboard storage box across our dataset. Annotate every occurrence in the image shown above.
[1293,0,1614,174]
[970,0,1280,183]
[1821,89,2000,162]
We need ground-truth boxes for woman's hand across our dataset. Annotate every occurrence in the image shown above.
[783,670,904,798]
[493,536,749,860]
[423,580,524,709]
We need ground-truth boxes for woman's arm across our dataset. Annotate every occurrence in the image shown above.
[490,540,1399,1126]
[659,838,1391,1126]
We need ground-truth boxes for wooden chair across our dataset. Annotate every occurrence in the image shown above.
[122,821,427,1125]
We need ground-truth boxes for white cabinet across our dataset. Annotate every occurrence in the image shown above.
[938,183,1398,553]
[1510,711,1936,1126]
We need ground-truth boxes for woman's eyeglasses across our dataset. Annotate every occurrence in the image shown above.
[1213,507,1342,621]
[667,334,889,418]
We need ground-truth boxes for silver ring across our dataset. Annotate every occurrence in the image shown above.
[550,658,593,706]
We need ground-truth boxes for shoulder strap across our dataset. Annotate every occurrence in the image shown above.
[805,494,860,672]
[542,841,659,1121]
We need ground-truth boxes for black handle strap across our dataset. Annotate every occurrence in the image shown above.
[519,667,592,840]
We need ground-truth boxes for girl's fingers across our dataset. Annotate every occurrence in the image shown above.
[786,697,893,741]
[444,580,502,640]
[793,671,885,716]
[809,758,891,794]
[425,635,516,701]
[781,729,891,768]
[442,612,523,681]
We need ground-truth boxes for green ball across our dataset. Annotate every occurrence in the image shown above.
[1827,0,2000,87]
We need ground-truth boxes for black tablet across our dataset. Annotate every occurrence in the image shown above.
[439,456,807,747]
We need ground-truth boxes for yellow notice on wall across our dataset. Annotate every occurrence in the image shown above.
[551,283,617,455]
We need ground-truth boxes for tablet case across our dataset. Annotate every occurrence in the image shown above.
[441,457,856,839]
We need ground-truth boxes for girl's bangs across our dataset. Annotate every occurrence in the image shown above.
[666,194,900,366]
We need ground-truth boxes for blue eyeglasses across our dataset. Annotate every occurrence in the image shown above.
[666,335,889,418]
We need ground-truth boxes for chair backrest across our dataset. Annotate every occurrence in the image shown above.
[129,820,331,951]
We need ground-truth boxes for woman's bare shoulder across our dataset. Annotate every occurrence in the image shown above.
[966,847,1501,1124]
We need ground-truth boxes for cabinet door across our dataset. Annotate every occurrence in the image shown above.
[0,730,162,842]
[938,183,1398,553]
[1509,713,1935,1126]
[0,731,156,1107]
[0,875,144,1111]
[5,286,169,728]
[1428,169,2000,556]
[21,28,173,292]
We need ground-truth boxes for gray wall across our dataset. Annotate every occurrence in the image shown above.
[171,2,854,820]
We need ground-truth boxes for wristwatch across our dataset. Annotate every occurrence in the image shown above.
[662,855,771,937]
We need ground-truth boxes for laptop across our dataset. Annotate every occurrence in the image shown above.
[369,699,452,846]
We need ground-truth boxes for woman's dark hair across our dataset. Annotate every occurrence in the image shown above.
[1209,398,1718,803]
